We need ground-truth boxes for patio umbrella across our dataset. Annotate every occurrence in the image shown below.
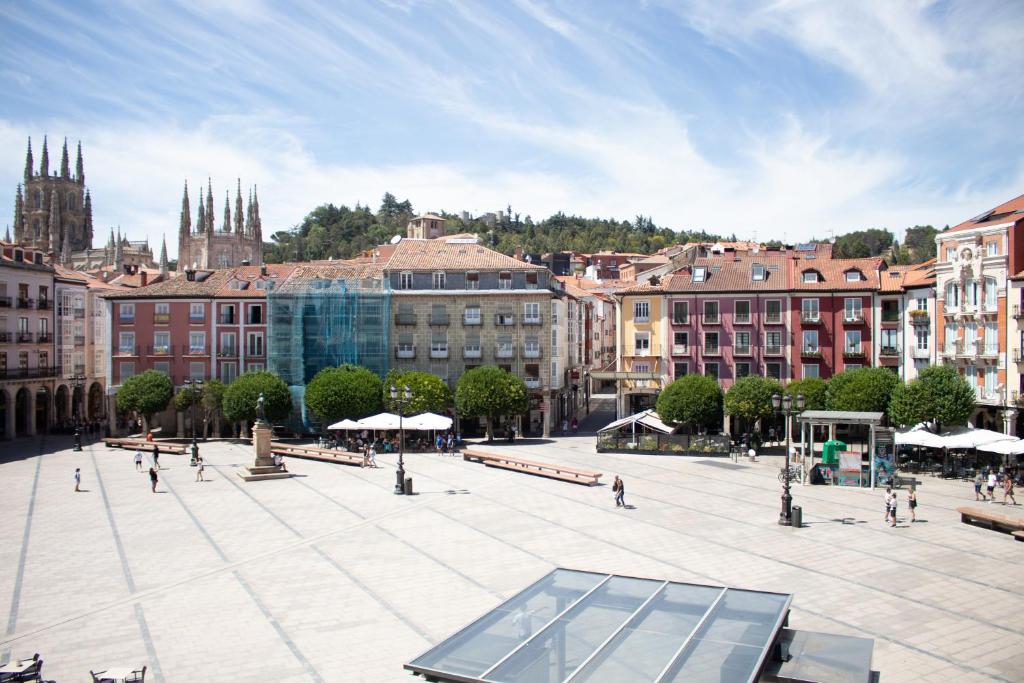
[405,412,453,431]
[936,427,1015,450]
[355,413,403,430]
[895,426,946,448]
[977,439,1024,455]
[327,418,361,430]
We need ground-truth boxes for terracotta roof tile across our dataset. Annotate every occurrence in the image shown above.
[947,193,1024,233]
[661,253,792,293]
[793,256,882,291]
[384,238,545,272]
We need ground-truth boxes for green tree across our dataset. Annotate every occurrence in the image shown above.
[903,225,939,262]
[655,375,723,433]
[382,369,452,414]
[455,366,529,440]
[724,376,782,433]
[173,379,226,437]
[116,370,173,429]
[223,371,292,424]
[826,368,900,414]
[832,228,894,259]
[888,365,974,430]
[304,365,383,425]
[784,378,828,411]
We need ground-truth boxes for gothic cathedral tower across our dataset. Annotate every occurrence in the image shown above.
[13,136,93,253]
[176,179,263,271]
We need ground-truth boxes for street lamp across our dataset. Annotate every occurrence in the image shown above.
[390,384,413,494]
[71,373,86,451]
[184,378,203,465]
[771,392,805,526]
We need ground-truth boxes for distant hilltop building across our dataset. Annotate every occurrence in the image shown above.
[406,213,446,239]
[176,179,263,272]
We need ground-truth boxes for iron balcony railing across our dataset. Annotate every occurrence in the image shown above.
[0,366,62,380]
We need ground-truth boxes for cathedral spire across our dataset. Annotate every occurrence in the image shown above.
[205,179,214,235]
[61,222,72,266]
[179,182,191,235]
[60,138,70,179]
[108,228,115,248]
[4,226,9,243]
[245,188,253,235]
[40,136,49,177]
[223,190,231,233]
[75,141,84,184]
[13,184,24,243]
[196,191,206,236]
[114,232,124,271]
[24,137,33,184]
[234,179,243,234]
[252,185,262,243]
[159,235,168,276]
[83,190,93,244]
[47,190,60,254]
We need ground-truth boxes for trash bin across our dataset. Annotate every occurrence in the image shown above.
[791,505,802,528]
[403,477,414,495]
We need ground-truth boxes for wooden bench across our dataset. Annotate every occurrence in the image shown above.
[957,507,1024,538]
[270,442,365,467]
[103,438,188,454]
[463,448,601,486]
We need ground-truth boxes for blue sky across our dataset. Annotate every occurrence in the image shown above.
[1,0,1022,257]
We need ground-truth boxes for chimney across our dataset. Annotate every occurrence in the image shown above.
[260,265,268,276]
[241,259,251,266]
[185,269,196,282]
[140,271,148,287]
[514,247,523,262]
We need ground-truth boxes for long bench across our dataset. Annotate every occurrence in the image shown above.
[463,448,601,486]
[103,438,188,454]
[271,442,365,467]
[957,507,1024,538]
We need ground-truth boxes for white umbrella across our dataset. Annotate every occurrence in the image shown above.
[895,425,946,448]
[937,427,1015,450]
[355,412,403,430]
[406,412,453,431]
[327,419,361,430]
[977,439,1024,455]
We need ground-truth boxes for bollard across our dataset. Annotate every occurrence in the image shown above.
[791,505,802,528]
[404,477,414,495]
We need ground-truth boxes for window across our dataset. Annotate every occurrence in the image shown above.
[189,332,206,354]
[18,352,27,370]
[985,366,998,397]
[465,271,479,289]
[464,305,481,325]
[944,323,957,354]
[734,300,750,323]
[984,277,997,311]
[634,332,650,355]
[634,300,650,322]
[154,331,170,354]
[881,328,899,352]
[526,272,539,289]
[400,272,414,290]
[844,298,862,321]
[189,303,204,321]
[965,365,978,396]
[802,364,819,379]
[802,330,818,353]
[766,363,782,380]
[220,332,236,354]
[704,331,719,354]
[430,332,448,357]
[523,302,541,324]
[765,300,782,323]
[964,279,979,308]
[846,364,862,370]
[155,302,169,322]
[916,328,929,350]
[189,362,205,380]
[119,303,135,321]
[433,272,446,289]
[153,361,170,375]
[915,297,928,312]
[802,270,818,283]
[984,322,998,355]
[692,267,706,283]
[17,317,27,334]
[704,362,719,379]
[703,301,719,323]
[735,331,750,354]
[118,332,135,354]
[246,362,265,372]
[845,270,861,282]
[221,362,238,384]
[247,332,264,356]
[945,247,956,261]
[845,330,861,353]
[119,362,135,380]
[752,264,765,281]
[987,240,998,256]
[963,322,977,354]
[801,298,819,321]
[766,331,782,354]
[673,331,689,353]
[674,362,688,377]
[550,301,559,325]
[945,281,959,307]
[248,305,263,324]
[672,301,688,324]
[431,303,448,325]
[498,272,512,289]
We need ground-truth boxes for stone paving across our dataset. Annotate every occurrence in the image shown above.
[0,431,1021,682]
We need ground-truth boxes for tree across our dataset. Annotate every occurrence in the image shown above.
[173,379,226,437]
[382,369,452,415]
[655,375,723,433]
[826,368,900,414]
[223,371,292,424]
[784,378,828,411]
[303,364,383,425]
[888,365,975,430]
[455,366,529,440]
[832,228,894,259]
[724,376,782,433]
[903,225,939,262]
[116,370,173,429]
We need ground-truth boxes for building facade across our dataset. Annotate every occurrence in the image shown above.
[13,136,93,256]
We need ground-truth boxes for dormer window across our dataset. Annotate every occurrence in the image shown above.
[400,272,414,290]
[845,270,862,282]
[692,267,706,283]
[802,270,819,284]
[752,264,765,281]
[433,271,446,289]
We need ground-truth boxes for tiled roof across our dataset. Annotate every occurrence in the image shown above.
[947,193,1024,233]
[54,265,91,283]
[214,264,299,297]
[384,237,546,272]
[101,264,297,299]
[660,253,792,293]
[879,266,908,293]
[793,256,882,291]
[901,260,935,289]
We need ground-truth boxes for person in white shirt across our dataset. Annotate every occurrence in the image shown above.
[134,450,143,472]
[987,471,998,502]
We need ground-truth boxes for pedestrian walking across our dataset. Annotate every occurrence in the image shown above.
[561,419,568,434]
[446,434,455,456]
[888,488,898,527]
[883,486,894,524]
[74,468,81,492]
[987,470,997,502]
[907,486,918,522]
[152,444,160,470]
[368,444,378,468]
[612,476,625,508]
[362,445,369,468]
[134,450,143,472]
[195,457,205,482]
[1003,476,1018,505]
[440,436,448,456]
[974,472,985,501]
[571,417,578,433]
[149,467,158,493]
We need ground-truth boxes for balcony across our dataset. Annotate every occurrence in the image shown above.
[73,364,86,376]
[0,332,10,343]
[73,307,86,319]
[524,377,542,389]
[395,345,416,359]
[523,345,542,359]
[186,345,208,356]
[671,344,690,356]
[116,345,139,357]
[765,314,783,325]
[980,346,999,360]
[1014,391,1024,407]
[429,346,449,359]
[843,348,865,359]
[800,312,821,325]
[463,345,482,359]
[463,312,482,326]
[672,316,690,326]
[733,315,752,326]
[74,335,86,346]
[17,332,34,343]
[881,313,901,325]
[765,345,783,356]
[843,313,866,325]
[495,314,516,327]
[429,313,450,326]
[734,346,752,356]
[188,314,205,323]
[909,311,929,327]
[1015,305,1024,321]
[395,313,417,326]
[37,300,52,310]
[879,346,899,357]
[703,345,721,357]
[148,345,172,356]
[0,297,10,308]
[800,347,821,358]
[980,304,998,318]
[703,313,720,325]
[218,347,238,358]
[495,346,515,359]
[0,366,61,380]
[218,313,236,324]
[912,346,931,359]
[36,333,52,343]
[523,315,542,326]
[16,298,33,309]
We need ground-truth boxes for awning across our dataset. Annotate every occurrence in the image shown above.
[597,409,676,434]
[327,419,361,430]
[977,439,1024,455]
[405,412,453,431]
[895,425,947,448]
[936,427,1015,450]
[355,412,403,430]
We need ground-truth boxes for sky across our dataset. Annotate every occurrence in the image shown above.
[1,0,1022,258]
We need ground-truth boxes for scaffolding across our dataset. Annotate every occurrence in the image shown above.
[268,271,391,430]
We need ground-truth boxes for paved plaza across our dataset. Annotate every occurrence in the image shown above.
[0,430,1022,682]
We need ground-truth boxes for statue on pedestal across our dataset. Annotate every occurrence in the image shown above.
[256,392,266,423]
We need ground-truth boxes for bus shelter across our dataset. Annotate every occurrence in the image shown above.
[797,410,890,490]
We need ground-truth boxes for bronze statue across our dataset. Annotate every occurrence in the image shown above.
[256,392,266,422]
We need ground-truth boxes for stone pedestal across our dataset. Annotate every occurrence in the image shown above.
[237,421,294,481]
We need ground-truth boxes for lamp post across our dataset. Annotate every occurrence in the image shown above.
[390,385,412,494]
[771,392,805,526]
[71,373,86,451]
[184,378,203,465]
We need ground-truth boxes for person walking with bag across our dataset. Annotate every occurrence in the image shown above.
[612,476,625,508]
[195,457,205,482]
[149,467,158,493]
[1003,476,1018,505]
